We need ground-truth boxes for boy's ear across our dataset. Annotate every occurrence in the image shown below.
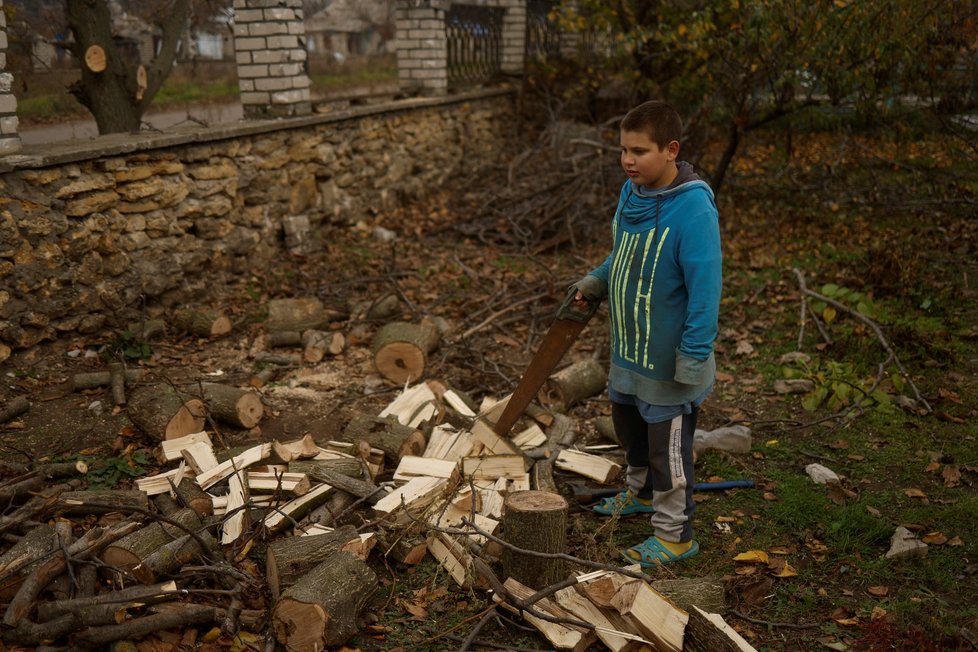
[666,140,680,160]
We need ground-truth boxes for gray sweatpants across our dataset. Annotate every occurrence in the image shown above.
[612,401,698,543]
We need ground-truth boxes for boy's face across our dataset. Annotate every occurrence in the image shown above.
[620,129,680,189]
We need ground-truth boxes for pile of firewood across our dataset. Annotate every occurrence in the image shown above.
[0,371,755,651]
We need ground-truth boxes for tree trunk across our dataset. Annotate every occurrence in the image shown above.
[265,525,360,597]
[272,552,378,650]
[501,490,568,589]
[65,0,191,135]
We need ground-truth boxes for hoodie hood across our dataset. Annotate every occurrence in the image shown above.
[619,161,715,226]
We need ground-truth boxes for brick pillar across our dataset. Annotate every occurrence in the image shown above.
[233,0,311,119]
[395,0,448,97]
[0,0,22,156]
[499,0,526,76]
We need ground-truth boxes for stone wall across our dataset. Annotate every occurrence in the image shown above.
[0,89,518,360]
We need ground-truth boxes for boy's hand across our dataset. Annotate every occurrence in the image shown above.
[556,286,600,323]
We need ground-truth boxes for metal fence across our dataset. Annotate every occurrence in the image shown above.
[446,4,504,88]
[526,0,560,59]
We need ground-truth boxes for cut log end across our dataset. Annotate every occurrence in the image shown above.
[273,600,328,650]
[164,398,207,440]
[374,343,425,385]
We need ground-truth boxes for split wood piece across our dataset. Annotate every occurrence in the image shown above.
[289,460,384,504]
[0,396,30,424]
[57,490,150,515]
[262,483,334,534]
[108,362,127,406]
[372,476,448,526]
[554,586,647,652]
[371,320,441,385]
[423,424,475,462]
[378,382,438,428]
[442,389,477,417]
[100,508,203,572]
[539,358,607,412]
[193,383,264,429]
[266,525,360,597]
[71,369,145,392]
[496,577,596,652]
[302,329,345,363]
[173,308,232,338]
[525,402,555,427]
[470,419,523,456]
[272,434,321,462]
[595,572,688,652]
[513,422,547,449]
[555,449,622,484]
[246,471,311,495]
[267,297,345,333]
[477,477,508,519]
[392,455,459,484]
[221,471,249,544]
[181,441,220,475]
[161,430,213,462]
[266,330,302,347]
[128,384,206,441]
[651,576,727,615]
[684,605,758,652]
[427,502,499,545]
[72,603,217,648]
[462,454,527,480]
[35,580,177,625]
[342,415,425,464]
[0,523,55,600]
[272,551,378,650]
[388,534,428,565]
[502,490,568,589]
[427,531,485,589]
[135,465,191,497]
[195,443,271,490]
[3,521,141,627]
[174,477,214,516]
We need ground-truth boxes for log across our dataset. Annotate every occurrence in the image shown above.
[539,358,606,412]
[126,318,165,341]
[175,477,214,516]
[370,320,441,384]
[267,298,343,333]
[100,508,203,571]
[554,586,644,652]
[0,396,30,424]
[555,449,622,484]
[173,309,231,338]
[128,384,206,441]
[684,606,758,652]
[266,330,303,347]
[71,369,145,391]
[36,581,178,624]
[0,476,43,503]
[193,383,264,429]
[288,460,382,503]
[501,490,568,589]
[0,523,55,600]
[108,362,127,406]
[57,490,150,515]
[530,413,577,493]
[342,415,426,464]
[272,552,378,650]
[262,483,335,534]
[302,329,344,363]
[131,531,218,584]
[73,603,217,648]
[265,525,360,597]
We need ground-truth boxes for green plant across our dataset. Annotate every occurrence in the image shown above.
[84,451,152,489]
[102,330,153,361]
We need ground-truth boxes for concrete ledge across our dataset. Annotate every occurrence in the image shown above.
[0,86,515,174]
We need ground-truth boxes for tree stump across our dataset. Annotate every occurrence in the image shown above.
[502,490,568,589]
[128,384,205,441]
[272,551,378,650]
[341,415,426,464]
[370,320,441,384]
[173,309,231,338]
[193,383,264,429]
[266,525,360,597]
[539,359,606,412]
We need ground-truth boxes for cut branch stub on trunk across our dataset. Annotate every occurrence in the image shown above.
[272,551,378,650]
[538,358,606,413]
[128,384,206,441]
[370,320,441,385]
[501,490,568,589]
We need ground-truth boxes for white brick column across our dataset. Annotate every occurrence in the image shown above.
[0,0,22,156]
[499,0,526,76]
[395,0,449,97]
[233,0,311,118]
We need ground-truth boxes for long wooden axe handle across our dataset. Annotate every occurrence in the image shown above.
[492,317,590,437]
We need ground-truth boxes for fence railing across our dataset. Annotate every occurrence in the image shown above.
[446,4,504,88]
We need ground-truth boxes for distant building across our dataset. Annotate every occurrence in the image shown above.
[305,0,393,60]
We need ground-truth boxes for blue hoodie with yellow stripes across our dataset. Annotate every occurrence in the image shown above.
[586,162,722,406]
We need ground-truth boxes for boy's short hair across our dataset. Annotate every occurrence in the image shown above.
[621,101,683,149]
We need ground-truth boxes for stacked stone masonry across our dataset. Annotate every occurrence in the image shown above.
[0,90,518,358]
[0,0,22,156]
[233,0,311,118]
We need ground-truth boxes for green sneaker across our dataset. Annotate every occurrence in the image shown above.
[592,491,655,516]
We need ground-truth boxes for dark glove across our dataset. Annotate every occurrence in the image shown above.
[556,275,606,323]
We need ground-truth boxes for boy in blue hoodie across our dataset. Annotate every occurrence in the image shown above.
[559,100,722,567]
